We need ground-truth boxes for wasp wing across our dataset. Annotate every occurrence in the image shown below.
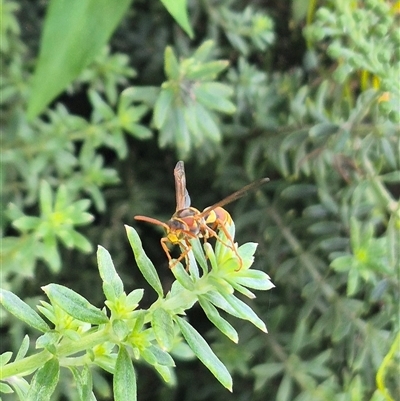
[174,161,191,211]
[198,177,269,218]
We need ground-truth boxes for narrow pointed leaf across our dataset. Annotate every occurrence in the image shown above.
[235,270,275,290]
[97,245,124,300]
[27,0,133,119]
[198,298,238,343]
[194,85,235,113]
[160,0,193,38]
[114,346,137,401]
[152,308,175,351]
[69,365,94,401]
[125,225,164,297]
[15,335,30,361]
[26,358,60,401]
[43,284,108,324]
[0,289,50,332]
[176,316,233,391]
[39,180,53,216]
[0,352,13,366]
[171,262,195,290]
[164,46,180,79]
[223,294,267,333]
[153,88,174,128]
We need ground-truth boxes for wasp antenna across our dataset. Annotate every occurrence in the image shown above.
[134,215,169,229]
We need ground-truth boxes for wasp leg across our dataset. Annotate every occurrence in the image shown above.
[203,222,243,269]
[160,237,173,262]
[168,240,192,269]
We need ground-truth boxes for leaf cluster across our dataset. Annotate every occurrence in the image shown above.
[1,0,399,401]
[1,225,272,400]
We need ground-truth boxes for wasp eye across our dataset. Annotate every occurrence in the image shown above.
[168,220,185,230]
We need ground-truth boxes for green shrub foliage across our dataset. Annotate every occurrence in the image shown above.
[1,0,398,400]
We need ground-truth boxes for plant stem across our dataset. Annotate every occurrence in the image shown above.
[0,327,111,380]
[0,350,52,379]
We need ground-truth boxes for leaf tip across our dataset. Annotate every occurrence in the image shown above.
[41,285,49,293]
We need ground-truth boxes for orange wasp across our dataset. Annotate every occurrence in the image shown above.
[135,161,269,268]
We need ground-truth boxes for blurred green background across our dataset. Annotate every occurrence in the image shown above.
[1,0,399,400]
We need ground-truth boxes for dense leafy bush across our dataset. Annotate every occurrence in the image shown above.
[1,0,399,400]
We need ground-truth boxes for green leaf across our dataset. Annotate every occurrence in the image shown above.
[89,90,115,120]
[171,262,195,290]
[252,362,284,390]
[380,171,400,183]
[183,102,202,144]
[186,61,230,80]
[204,291,239,315]
[0,352,13,366]
[57,228,75,248]
[112,319,131,341]
[198,297,238,343]
[120,103,148,123]
[123,121,153,139]
[164,46,180,80]
[118,86,159,109]
[27,0,133,119]
[330,255,353,272]
[125,225,164,297]
[40,180,54,216]
[160,0,193,38]
[43,284,108,324]
[235,270,275,291]
[280,184,317,199]
[114,346,137,401]
[276,373,293,401]
[141,345,175,367]
[237,242,258,262]
[0,289,50,332]
[195,103,221,142]
[54,185,69,211]
[26,358,60,401]
[97,245,124,301]
[280,129,308,151]
[388,215,400,269]
[309,123,340,138]
[36,332,61,350]
[41,238,61,272]
[174,106,191,156]
[15,335,30,361]
[308,221,342,235]
[176,316,233,391]
[319,237,348,252]
[194,84,235,114]
[152,308,175,351]
[126,289,144,309]
[69,365,94,401]
[153,364,174,384]
[70,230,93,253]
[227,282,256,299]
[131,311,146,334]
[0,382,13,393]
[12,216,41,232]
[154,88,175,129]
[347,268,360,296]
[192,40,214,62]
[189,237,208,275]
[222,293,267,333]
[6,203,25,221]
